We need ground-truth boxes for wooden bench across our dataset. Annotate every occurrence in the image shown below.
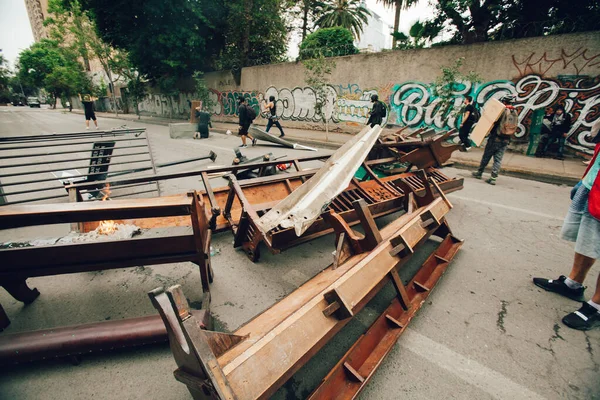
[0,192,212,331]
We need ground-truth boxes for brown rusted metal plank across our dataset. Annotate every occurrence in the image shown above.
[308,234,463,400]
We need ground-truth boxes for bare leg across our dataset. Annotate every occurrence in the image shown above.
[94,119,98,128]
[86,119,90,128]
[592,272,600,303]
[568,252,595,284]
[241,135,247,145]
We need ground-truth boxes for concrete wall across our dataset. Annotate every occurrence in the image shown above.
[135,32,600,153]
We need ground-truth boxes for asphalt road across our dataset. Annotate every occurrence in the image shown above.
[0,107,598,400]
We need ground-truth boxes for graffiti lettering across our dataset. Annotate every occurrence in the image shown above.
[512,48,600,77]
[264,86,338,123]
[390,74,600,152]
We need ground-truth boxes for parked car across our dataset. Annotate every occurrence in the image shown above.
[27,97,41,108]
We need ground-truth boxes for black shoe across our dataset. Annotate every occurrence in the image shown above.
[562,302,600,331]
[279,133,285,138]
[533,275,585,301]
[252,138,257,146]
[553,155,565,160]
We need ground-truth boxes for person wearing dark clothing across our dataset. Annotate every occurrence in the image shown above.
[459,96,476,149]
[82,95,98,129]
[263,96,285,138]
[536,105,572,160]
[472,95,518,185]
[366,94,385,128]
[237,97,255,148]
[194,106,212,139]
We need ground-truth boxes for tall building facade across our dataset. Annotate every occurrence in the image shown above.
[355,1,393,53]
[24,0,49,42]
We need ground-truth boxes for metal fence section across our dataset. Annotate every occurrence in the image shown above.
[0,128,160,206]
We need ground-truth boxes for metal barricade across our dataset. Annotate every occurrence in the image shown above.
[0,128,160,205]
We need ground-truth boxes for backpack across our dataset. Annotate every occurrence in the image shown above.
[471,105,480,123]
[499,107,518,136]
[380,102,387,118]
[246,105,257,121]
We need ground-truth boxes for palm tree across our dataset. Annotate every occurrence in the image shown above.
[315,0,372,40]
[377,0,419,49]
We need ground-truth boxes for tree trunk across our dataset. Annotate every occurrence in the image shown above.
[302,2,309,41]
[392,0,402,49]
[107,70,118,117]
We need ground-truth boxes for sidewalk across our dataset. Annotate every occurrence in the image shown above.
[62,109,588,185]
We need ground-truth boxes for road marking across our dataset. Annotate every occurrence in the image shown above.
[448,194,564,221]
[401,329,547,400]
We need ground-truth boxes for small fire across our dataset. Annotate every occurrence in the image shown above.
[97,184,116,235]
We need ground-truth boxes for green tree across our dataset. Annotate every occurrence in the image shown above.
[430,58,481,117]
[81,0,227,82]
[303,54,336,140]
[376,0,419,48]
[46,0,127,115]
[299,27,358,60]
[424,0,600,44]
[192,71,215,112]
[219,0,288,84]
[285,0,325,41]
[392,20,436,49]
[0,52,11,103]
[108,51,146,118]
[17,39,91,108]
[315,0,371,40]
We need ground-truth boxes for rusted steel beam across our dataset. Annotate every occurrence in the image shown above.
[370,130,461,169]
[0,192,212,330]
[152,179,460,400]
[0,308,211,365]
[308,233,463,400]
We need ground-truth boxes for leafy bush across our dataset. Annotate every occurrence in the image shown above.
[298,27,358,60]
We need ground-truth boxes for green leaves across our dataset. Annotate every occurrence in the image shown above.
[17,39,92,100]
[315,0,371,40]
[430,57,481,116]
[299,27,358,60]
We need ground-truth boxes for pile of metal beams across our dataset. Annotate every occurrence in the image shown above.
[150,174,462,400]
[0,124,465,397]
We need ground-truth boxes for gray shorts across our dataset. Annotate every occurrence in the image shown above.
[561,185,600,259]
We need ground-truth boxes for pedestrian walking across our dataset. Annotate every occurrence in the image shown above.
[263,96,285,138]
[193,105,212,139]
[82,95,98,130]
[532,142,600,330]
[366,94,386,128]
[471,95,518,185]
[458,95,477,149]
[237,97,255,148]
[66,100,72,112]
[535,105,572,160]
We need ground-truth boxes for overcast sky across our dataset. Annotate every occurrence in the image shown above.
[0,0,434,70]
[0,0,35,69]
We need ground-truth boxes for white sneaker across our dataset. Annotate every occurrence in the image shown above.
[86,127,89,130]
[95,126,99,130]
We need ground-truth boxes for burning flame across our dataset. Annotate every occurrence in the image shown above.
[97,184,116,235]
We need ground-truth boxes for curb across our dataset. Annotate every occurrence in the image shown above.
[451,160,578,186]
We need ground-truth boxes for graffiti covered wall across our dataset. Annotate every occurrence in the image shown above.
[128,32,600,153]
